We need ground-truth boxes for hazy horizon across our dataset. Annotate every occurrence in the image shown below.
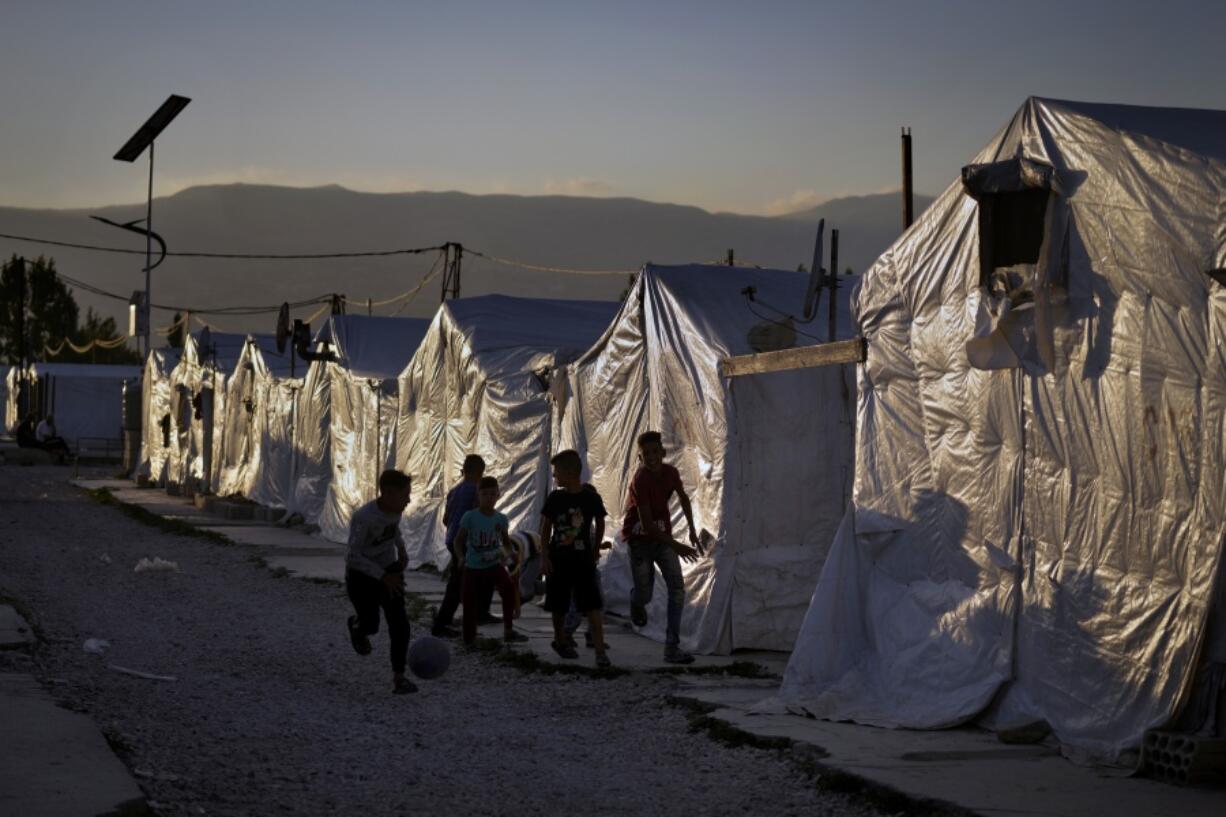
[3,1,1224,216]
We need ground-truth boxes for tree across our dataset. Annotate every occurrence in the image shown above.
[0,254,137,365]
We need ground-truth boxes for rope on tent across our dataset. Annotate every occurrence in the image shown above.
[389,250,448,316]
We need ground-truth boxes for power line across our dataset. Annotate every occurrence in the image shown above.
[460,245,632,277]
[0,230,444,260]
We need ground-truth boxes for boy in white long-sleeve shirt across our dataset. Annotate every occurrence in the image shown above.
[345,469,415,694]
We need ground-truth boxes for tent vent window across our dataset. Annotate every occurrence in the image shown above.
[962,157,1059,288]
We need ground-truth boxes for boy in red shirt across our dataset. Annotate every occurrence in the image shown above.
[623,431,703,664]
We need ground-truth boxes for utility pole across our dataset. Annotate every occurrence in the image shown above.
[14,258,27,418]
[726,249,735,267]
[828,229,839,342]
[441,242,463,301]
[901,127,914,230]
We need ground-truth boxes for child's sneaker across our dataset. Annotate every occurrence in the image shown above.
[595,652,612,669]
[431,624,460,639]
[393,676,418,694]
[663,645,694,665]
[631,603,648,628]
[347,615,371,656]
[503,630,529,644]
[551,640,579,659]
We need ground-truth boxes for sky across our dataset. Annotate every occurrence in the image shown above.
[2,0,1224,215]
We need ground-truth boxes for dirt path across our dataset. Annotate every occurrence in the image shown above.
[0,467,884,817]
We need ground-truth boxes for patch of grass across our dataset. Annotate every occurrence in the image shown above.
[671,698,972,817]
[650,660,778,680]
[687,714,791,750]
[86,489,231,544]
[489,643,630,680]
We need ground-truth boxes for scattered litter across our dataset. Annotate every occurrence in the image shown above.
[108,664,177,682]
[83,638,111,654]
[99,553,113,564]
[134,557,179,573]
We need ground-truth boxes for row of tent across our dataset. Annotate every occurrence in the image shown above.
[127,98,1222,762]
[3,362,142,446]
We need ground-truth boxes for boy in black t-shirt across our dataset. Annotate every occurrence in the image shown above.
[539,450,611,668]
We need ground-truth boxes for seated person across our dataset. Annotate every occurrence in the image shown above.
[34,414,70,459]
[15,414,37,448]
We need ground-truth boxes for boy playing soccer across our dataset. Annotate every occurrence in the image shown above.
[454,476,530,646]
[623,431,704,664]
[432,454,485,638]
[345,469,416,694]
[540,450,611,668]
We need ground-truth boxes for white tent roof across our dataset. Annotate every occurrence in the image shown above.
[397,294,619,564]
[774,98,1226,760]
[314,314,430,380]
[559,264,855,653]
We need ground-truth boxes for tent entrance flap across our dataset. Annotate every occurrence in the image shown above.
[962,157,1062,288]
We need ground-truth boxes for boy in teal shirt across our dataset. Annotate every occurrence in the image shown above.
[454,476,530,646]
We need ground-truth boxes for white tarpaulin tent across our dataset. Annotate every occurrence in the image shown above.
[396,294,618,567]
[558,264,854,654]
[136,347,181,483]
[776,98,1226,760]
[215,336,297,507]
[2,365,16,432]
[288,315,429,542]
[166,331,263,493]
[26,363,141,447]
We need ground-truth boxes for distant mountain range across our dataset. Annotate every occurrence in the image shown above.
[0,185,932,337]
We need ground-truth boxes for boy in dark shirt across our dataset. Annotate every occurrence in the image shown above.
[432,454,485,637]
[345,469,416,694]
[539,450,611,668]
[623,430,703,664]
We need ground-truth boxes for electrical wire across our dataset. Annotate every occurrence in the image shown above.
[0,230,444,260]
[744,300,827,343]
[464,247,636,276]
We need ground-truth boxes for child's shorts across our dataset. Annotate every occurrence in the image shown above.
[543,550,603,614]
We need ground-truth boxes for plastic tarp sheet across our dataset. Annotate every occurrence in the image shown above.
[137,348,181,483]
[557,265,855,654]
[215,337,299,507]
[396,295,618,566]
[2,366,16,432]
[288,315,429,539]
[775,98,1226,760]
[26,363,141,447]
[166,332,274,492]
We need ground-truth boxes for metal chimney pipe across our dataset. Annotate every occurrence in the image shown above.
[901,127,914,230]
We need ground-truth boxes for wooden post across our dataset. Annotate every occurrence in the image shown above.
[828,229,839,342]
[721,337,866,377]
[726,248,735,267]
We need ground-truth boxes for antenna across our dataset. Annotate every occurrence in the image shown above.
[802,219,825,321]
[275,303,291,354]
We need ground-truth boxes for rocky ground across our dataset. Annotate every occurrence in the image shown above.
[0,466,889,817]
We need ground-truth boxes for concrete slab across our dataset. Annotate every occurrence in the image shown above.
[670,684,1226,817]
[0,605,36,650]
[264,555,346,582]
[0,673,149,817]
[196,526,339,550]
[70,478,137,491]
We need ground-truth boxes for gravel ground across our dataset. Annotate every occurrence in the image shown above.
[0,467,887,817]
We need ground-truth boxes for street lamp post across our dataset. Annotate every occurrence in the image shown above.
[112,94,190,357]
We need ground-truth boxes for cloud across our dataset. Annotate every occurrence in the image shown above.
[543,177,617,197]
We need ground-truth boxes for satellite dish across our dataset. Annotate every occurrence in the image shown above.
[275,303,291,354]
[803,219,825,320]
